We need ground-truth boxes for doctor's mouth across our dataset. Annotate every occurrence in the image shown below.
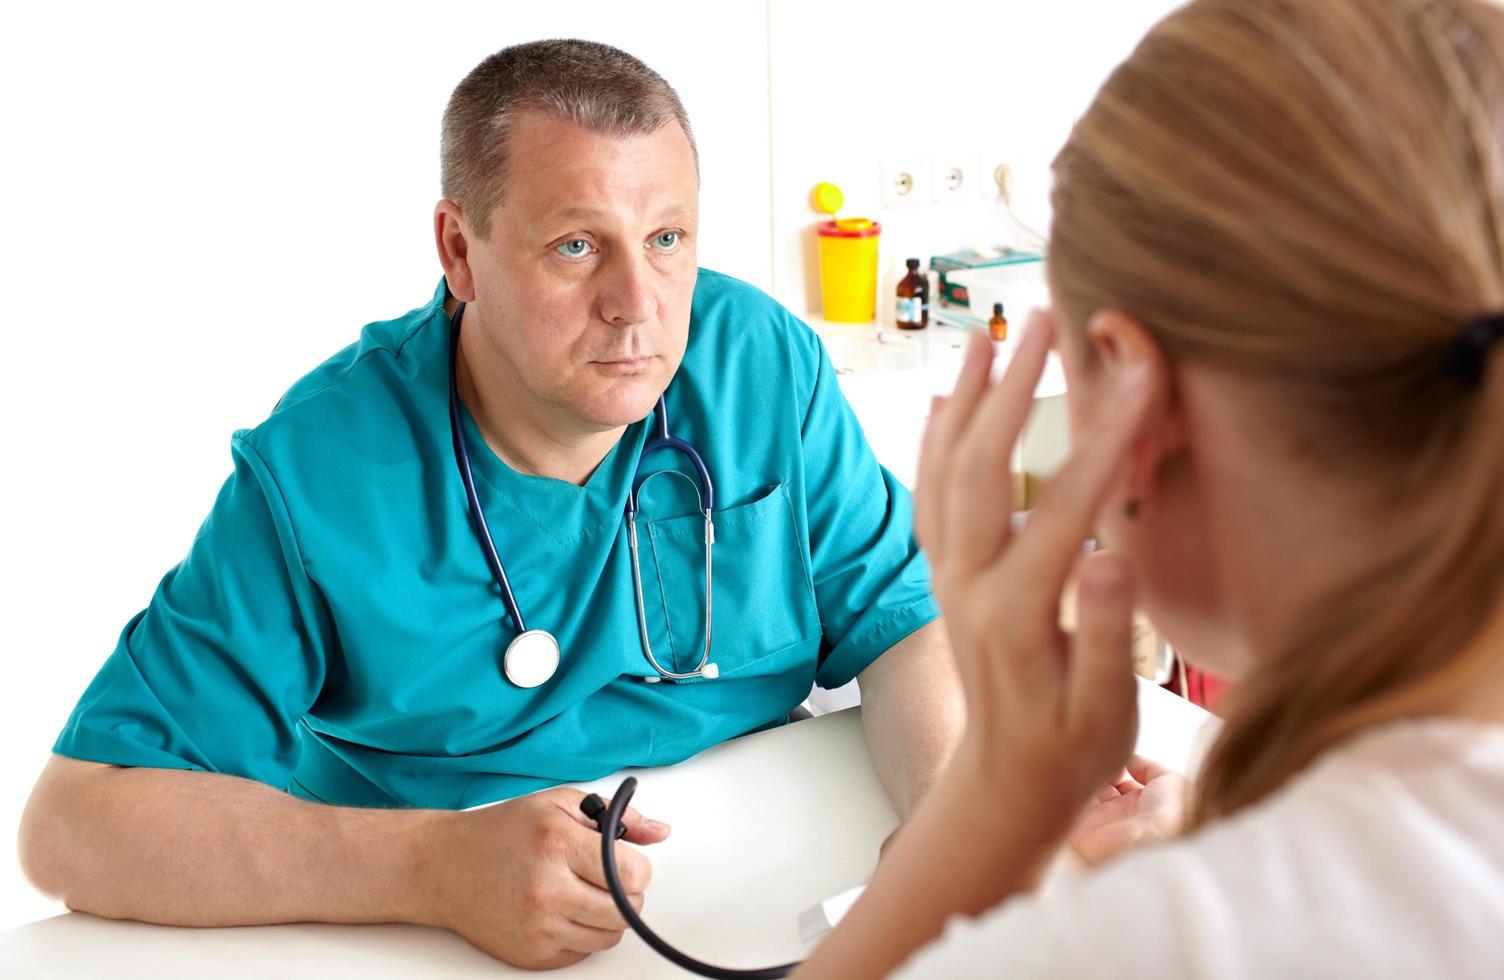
[591,355,659,375]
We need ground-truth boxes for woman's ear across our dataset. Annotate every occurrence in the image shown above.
[1085,309,1183,507]
[434,200,478,303]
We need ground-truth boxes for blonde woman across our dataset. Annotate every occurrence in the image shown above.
[798,0,1504,976]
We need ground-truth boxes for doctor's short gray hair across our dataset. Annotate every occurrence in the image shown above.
[440,39,699,239]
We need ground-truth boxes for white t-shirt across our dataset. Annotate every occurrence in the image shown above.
[893,718,1504,979]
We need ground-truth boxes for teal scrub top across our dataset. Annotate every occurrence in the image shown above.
[54,270,938,809]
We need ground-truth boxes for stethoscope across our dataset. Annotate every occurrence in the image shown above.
[583,779,801,978]
[447,302,719,688]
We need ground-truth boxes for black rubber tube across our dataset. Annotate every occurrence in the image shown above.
[588,777,800,979]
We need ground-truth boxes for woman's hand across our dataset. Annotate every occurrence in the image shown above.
[914,311,1155,820]
[1071,756,1188,865]
[792,312,1160,979]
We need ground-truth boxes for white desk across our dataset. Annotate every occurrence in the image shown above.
[1,680,1214,979]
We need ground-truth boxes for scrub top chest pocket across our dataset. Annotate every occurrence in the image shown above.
[635,482,820,679]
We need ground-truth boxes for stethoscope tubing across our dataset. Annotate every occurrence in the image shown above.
[630,433,715,515]
[589,778,799,979]
[449,305,529,633]
[448,300,717,682]
[628,496,715,682]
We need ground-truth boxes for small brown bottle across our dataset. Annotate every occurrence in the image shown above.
[988,302,1009,341]
[896,258,928,329]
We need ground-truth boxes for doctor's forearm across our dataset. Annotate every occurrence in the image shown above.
[19,755,441,928]
[856,618,965,819]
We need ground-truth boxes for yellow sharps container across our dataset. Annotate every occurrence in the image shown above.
[817,217,882,322]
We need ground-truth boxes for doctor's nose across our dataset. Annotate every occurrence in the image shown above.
[598,255,658,328]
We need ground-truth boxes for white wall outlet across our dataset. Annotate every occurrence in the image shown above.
[880,157,928,209]
[931,153,981,203]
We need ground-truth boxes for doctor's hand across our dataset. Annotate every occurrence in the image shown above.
[424,786,670,970]
[1070,755,1188,866]
[914,313,1155,824]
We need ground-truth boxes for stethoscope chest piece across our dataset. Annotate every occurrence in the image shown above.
[503,629,560,688]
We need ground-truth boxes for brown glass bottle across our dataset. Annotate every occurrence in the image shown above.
[896,257,928,329]
[988,302,1009,341]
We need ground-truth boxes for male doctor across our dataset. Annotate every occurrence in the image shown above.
[19,39,962,969]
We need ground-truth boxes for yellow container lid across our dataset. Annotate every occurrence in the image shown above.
[811,181,844,216]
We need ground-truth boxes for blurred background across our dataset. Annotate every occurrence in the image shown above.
[0,0,1184,928]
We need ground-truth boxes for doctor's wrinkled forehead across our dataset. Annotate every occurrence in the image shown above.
[440,39,701,239]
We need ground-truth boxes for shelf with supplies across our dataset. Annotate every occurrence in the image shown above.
[805,313,1069,498]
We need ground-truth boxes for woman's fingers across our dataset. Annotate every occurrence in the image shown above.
[1068,550,1139,755]
[914,333,995,557]
[965,362,1151,708]
[1003,361,1154,638]
[1126,755,1175,784]
[941,313,1054,582]
[913,395,948,555]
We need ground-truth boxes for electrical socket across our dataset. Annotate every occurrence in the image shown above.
[880,157,928,209]
[931,153,982,203]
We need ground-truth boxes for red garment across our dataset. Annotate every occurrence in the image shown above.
[1163,660,1230,714]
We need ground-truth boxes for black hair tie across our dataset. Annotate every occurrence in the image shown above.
[1444,314,1504,386]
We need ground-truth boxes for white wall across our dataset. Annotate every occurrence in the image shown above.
[767,0,1178,315]
[0,0,1176,929]
[0,0,771,929]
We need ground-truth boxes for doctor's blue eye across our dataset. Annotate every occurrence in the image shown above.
[650,231,681,252]
[556,239,593,259]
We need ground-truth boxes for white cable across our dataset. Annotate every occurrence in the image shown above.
[995,164,1048,249]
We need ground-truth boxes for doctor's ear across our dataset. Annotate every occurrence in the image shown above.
[1084,309,1183,498]
[434,200,478,303]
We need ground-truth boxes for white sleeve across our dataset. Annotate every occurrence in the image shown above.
[887,742,1504,980]
[888,839,1225,980]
